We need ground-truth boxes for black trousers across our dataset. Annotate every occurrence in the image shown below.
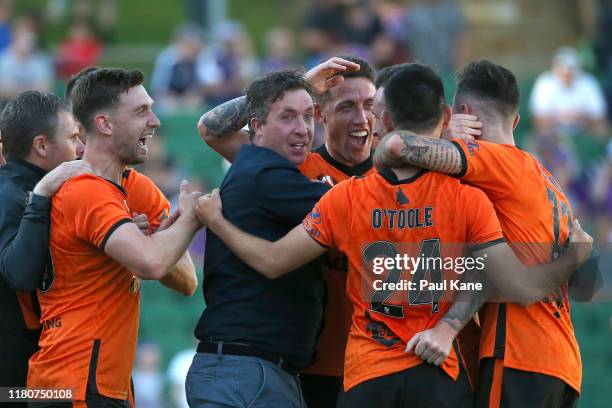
[337,363,473,408]
[300,373,342,408]
[476,358,578,408]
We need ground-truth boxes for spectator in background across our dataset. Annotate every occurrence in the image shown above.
[203,21,259,107]
[133,342,164,408]
[55,19,102,80]
[590,141,612,242]
[151,24,211,114]
[167,347,197,408]
[0,0,13,53]
[530,47,608,137]
[261,27,298,73]
[404,0,467,74]
[0,18,52,107]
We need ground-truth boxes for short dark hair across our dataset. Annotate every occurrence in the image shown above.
[384,64,445,133]
[374,63,410,89]
[71,68,145,132]
[246,69,313,133]
[317,55,375,105]
[0,91,69,160]
[455,60,520,117]
[65,66,101,100]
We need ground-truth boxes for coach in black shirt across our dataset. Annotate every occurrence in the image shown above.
[187,71,330,408]
[0,91,90,393]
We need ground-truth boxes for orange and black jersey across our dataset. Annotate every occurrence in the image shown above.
[28,172,167,401]
[121,168,170,233]
[298,144,376,378]
[452,139,581,392]
[302,169,504,391]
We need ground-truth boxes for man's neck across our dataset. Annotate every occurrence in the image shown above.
[82,142,124,183]
[480,125,515,146]
[324,143,369,168]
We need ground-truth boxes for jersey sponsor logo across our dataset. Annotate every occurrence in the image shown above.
[466,140,480,156]
[371,207,433,230]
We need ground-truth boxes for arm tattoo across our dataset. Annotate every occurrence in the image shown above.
[201,96,248,138]
[442,269,491,332]
[387,130,464,175]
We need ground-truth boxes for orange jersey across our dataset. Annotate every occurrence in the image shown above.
[122,168,170,233]
[453,139,581,392]
[28,175,139,401]
[302,169,504,391]
[298,146,375,377]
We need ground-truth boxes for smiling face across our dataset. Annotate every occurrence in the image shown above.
[318,77,376,166]
[47,110,85,169]
[252,88,314,165]
[109,85,160,165]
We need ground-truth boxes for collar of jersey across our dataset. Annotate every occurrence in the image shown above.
[377,167,428,185]
[314,144,373,177]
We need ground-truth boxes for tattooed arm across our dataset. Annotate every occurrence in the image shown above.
[197,96,250,163]
[374,130,465,175]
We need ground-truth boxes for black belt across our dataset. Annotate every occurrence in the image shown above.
[197,341,300,376]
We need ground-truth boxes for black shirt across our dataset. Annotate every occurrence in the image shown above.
[195,144,331,368]
[0,158,52,386]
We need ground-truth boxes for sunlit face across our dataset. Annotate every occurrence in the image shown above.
[319,77,375,165]
[372,86,390,148]
[109,85,160,165]
[47,110,84,169]
[252,88,314,165]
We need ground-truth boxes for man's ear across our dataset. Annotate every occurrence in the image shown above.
[94,114,113,136]
[460,103,471,114]
[442,105,452,129]
[512,113,520,130]
[31,134,49,158]
[382,110,395,132]
[315,103,326,124]
[250,117,262,143]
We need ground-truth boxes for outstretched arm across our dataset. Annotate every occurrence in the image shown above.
[374,131,464,175]
[196,189,327,278]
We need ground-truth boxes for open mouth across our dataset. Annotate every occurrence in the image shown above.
[349,130,369,146]
[290,143,306,151]
[138,135,152,153]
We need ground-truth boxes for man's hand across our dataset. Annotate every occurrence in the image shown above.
[305,57,360,96]
[132,213,149,235]
[33,160,95,197]
[442,114,482,141]
[405,320,458,366]
[196,188,223,229]
[177,180,203,228]
[568,219,594,265]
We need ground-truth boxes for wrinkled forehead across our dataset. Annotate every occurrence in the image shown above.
[269,88,314,114]
[328,77,375,105]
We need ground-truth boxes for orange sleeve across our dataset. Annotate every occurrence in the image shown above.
[452,139,526,200]
[458,184,505,246]
[63,176,133,249]
[302,179,351,249]
[125,171,171,233]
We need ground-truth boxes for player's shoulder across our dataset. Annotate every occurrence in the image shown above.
[59,174,125,199]
[121,167,157,190]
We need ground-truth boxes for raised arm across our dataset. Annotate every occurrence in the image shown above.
[196,189,327,278]
[374,130,464,175]
[198,96,250,163]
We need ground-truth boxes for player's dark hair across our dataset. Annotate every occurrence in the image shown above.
[71,67,145,133]
[384,64,445,133]
[65,66,101,101]
[317,55,375,106]
[0,91,69,160]
[246,69,313,134]
[374,63,409,89]
[455,60,520,117]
